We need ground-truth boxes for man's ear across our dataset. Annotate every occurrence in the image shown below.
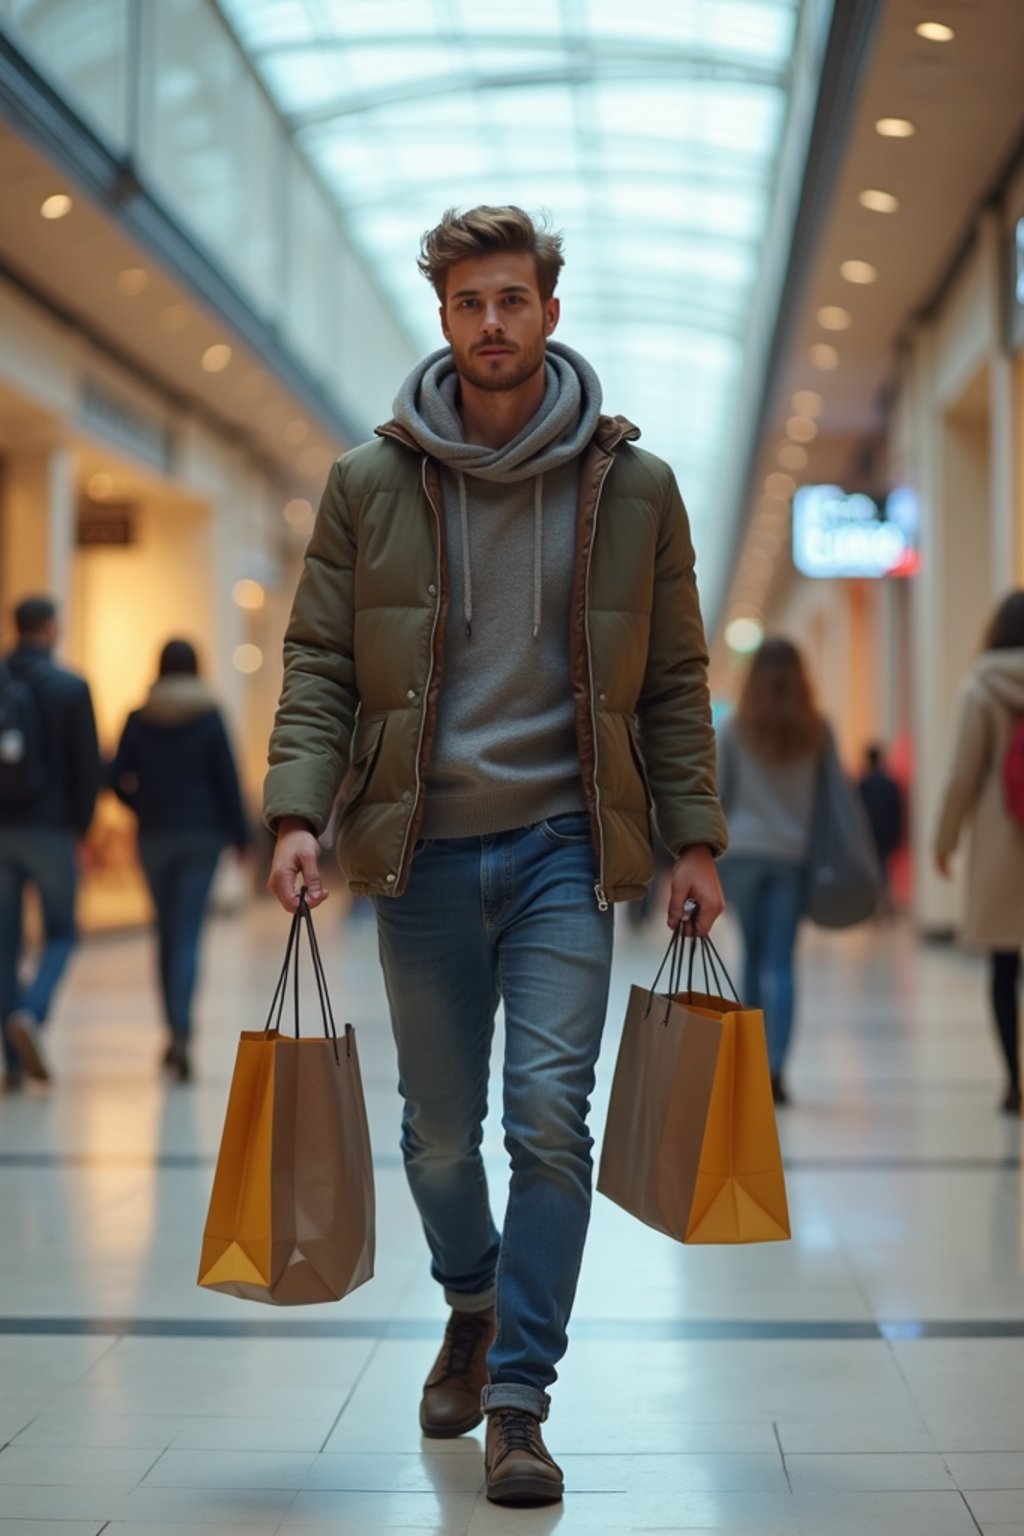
[439,303,451,342]
[544,297,560,336]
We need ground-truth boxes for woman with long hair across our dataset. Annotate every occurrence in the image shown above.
[935,590,1024,1115]
[111,640,249,1081]
[717,637,828,1104]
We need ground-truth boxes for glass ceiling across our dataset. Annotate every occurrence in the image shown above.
[221,0,805,599]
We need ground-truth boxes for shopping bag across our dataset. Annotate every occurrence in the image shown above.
[805,730,881,928]
[597,928,723,1240]
[680,950,790,1243]
[598,930,790,1245]
[198,891,375,1304]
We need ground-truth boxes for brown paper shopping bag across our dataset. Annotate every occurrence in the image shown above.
[597,930,722,1240]
[599,930,790,1245]
[198,892,375,1304]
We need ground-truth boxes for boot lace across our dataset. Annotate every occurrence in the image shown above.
[437,1311,489,1383]
[495,1409,540,1454]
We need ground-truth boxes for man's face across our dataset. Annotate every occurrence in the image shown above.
[440,251,559,393]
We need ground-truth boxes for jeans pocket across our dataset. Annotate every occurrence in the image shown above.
[536,813,593,847]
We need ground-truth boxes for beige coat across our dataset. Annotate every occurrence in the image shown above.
[934,649,1024,950]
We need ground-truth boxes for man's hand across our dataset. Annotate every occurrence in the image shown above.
[268,817,328,912]
[667,844,723,936]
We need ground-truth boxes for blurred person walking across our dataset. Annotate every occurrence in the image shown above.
[717,638,829,1106]
[264,205,727,1504]
[857,743,903,914]
[935,591,1024,1116]
[0,596,100,1089]
[111,640,249,1083]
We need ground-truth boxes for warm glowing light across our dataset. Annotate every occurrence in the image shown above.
[786,415,819,443]
[841,260,878,285]
[161,304,189,332]
[765,472,795,499]
[859,188,900,214]
[87,472,116,501]
[778,443,809,471]
[41,193,72,220]
[876,117,916,138]
[201,344,232,373]
[284,418,309,446]
[233,644,263,673]
[283,497,313,528]
[232,579,265,611]
[725,617,764,655]
[792,390,824,417]
[809,343,840,370]
[916,21,954,41]
[817,306,852,331]
[117,267,149,296]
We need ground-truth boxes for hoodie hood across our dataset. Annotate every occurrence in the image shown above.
[141,675,220,728]
[973,649,1024,714]
[390,338,603,482]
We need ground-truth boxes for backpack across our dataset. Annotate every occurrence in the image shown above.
[1003,715,1024,823]
[0,662,47,810]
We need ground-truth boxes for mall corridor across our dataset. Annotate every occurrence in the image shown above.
[0,903,1021,1534]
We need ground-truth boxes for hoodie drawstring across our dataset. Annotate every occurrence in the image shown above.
[456,470,545,642]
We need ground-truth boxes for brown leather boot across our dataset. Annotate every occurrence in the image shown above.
[485,1408,564,1505]
[419,1308,495,1437]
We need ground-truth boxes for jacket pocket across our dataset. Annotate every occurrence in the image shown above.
[626,716,655,811]
[345,715,385,807]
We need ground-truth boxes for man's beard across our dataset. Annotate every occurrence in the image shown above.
[455,337,546,393]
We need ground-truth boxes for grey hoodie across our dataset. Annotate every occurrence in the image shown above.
[391,339,603,839]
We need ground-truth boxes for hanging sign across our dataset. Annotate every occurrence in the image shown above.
[792,485,919,579]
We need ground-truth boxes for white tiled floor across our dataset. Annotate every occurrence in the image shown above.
[0,900,1022,1534]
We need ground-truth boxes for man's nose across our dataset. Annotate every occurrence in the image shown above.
[480,304,505,333]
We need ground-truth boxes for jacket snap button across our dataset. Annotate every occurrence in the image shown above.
[599,691,607,703]
[406,688,416,701]
[385,873,396,884]
[427,583,437,597]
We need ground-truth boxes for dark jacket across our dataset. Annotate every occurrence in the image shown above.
[264,415,728,903]
[857,769,902,860]
[0,643,100,837]
[111,676,249,849]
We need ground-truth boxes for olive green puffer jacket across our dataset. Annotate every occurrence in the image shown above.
[264,414,727,903]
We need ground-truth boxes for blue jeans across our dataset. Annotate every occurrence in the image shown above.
[720,855,805,1076]
[373,813,614,1418]
[138,832,223,1038]
[0,825,78,1072]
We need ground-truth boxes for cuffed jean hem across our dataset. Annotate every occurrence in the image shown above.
[444,1285,497,1314]
[482,1383,550,1421]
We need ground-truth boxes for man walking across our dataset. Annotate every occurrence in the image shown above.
[0,596,100,1088]
[266,206,727,1505]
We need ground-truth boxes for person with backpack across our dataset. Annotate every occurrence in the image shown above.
[935,590,1024,1115]
[110,639,250,1082]
[0,595,100,1089]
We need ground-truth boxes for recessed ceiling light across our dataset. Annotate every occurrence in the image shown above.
[778,443,809,471]
[841,260,878,284]
[283,497,313,528]
[786,415,819,443]
[765,472,796,499]
[232,579,265,611]
[41,193,72,220]
[201,343,232,373]
[791,390,824,417]
[87,472,116,501]
[161,303,189,332]
[284,418,309,446]
[817,305,852,331]
[916,21,954,42]
[233,644,263,674]
[876,117,916,138]
[725,617,764,655]
[117,267,149,296]
[809,343,840,371]
[859,188,900,214]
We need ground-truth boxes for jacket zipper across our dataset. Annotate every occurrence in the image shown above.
[586,460,616,911]
[394,460,443,888]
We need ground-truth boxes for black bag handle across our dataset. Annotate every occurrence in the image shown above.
[264,888,346,1062]
[643,915,742,1027]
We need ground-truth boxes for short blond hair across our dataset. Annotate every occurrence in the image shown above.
[418,206,565,302]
